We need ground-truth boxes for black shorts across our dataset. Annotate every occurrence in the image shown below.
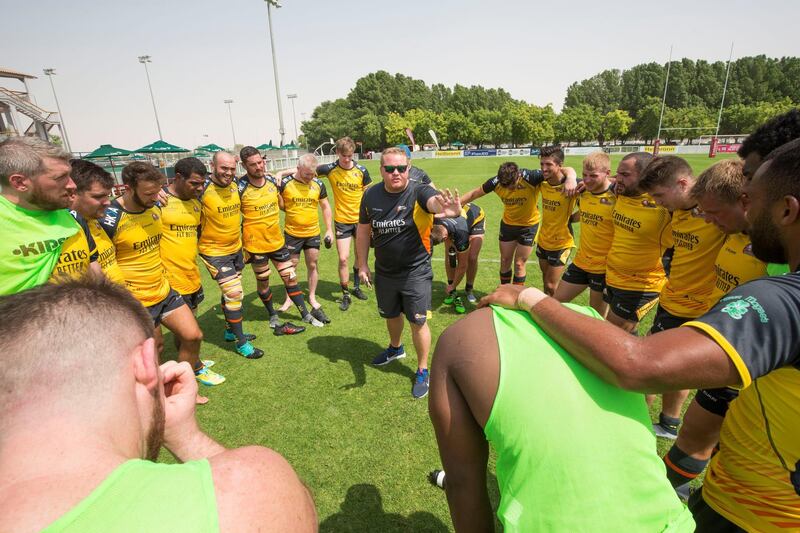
[469,219,486,236]
[688,488,745,532]
[696,387,740,417]
[244,247,292,265]
[499,221,538,246]
[285,232,321,253]
[562,263,606,292]
[147,288,185,325]
[535,245,572,267]
[375,273,432,325]
[603,285,660,323]
[180,287,205,311]
[199,251,245,281]
[649,305,689,334]
[335,222,357,239]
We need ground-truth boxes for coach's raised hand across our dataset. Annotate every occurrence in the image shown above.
[431,188,462,217]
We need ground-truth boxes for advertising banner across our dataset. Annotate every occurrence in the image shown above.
[435,150,463,157]
[463,149,497,157]
[497,148,530,157]
[530,148,541,156]
[716,144,742,153]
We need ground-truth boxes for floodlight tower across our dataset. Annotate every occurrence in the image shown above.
[42,69,72,153]
[224,99,237,147]
[138,55,163,140]
[287,93,298,143]
[264,0,286,146]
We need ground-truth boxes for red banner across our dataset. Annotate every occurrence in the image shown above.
[715,143,742,153]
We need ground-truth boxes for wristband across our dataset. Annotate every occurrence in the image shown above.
[517,287,547,312]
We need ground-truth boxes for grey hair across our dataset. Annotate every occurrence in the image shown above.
[297,153,318,170]
[0,137,70,185]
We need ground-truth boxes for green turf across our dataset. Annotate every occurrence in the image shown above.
[160,153,736,531]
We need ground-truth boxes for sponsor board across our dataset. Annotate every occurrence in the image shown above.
[497,148,530,157]
[643,145,676,153]
[463,149,497,157]
[435,150,463,157]
[716,144,742,153]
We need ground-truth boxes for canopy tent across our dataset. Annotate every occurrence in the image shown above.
[136,140,191,153]
[196,143,225,153]
[256,141,279,151]
[280,142,299,150]
[450,141,465,147]
[83,144,133,159]
[193,150,211,158]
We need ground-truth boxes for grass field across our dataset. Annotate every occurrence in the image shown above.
[160,153,737,531]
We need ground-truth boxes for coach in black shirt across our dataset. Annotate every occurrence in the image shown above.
[356,147,461,399]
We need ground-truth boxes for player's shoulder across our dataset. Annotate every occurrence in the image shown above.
[316,161,337,175]
[236,176,250,194]
[312,177,325,188]
[355,163,368,173]
[98,200,124,235]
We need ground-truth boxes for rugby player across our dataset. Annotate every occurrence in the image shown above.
[554,151,615,316]
[198,151,264,358]
[602,152,672,333]
[316,137,372,311]
[431,202,486,313]
[238,146,306,335]
[0,277,317,532]
[69,159,125,284]
[100,162,225,388]
[460,161,576,287]
[739,109,800,179]
[356,147,462,399]
[477,137,800,533]
[0,137,81,295]
[277,154,331,326]
[430,305,694,532]
[639,156,726,439]
[535,146,579,296]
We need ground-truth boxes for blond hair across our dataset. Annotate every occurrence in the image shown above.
[690,159,746,204]
[582,151,610,172]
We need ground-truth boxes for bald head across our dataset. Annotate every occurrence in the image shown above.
[211,151,237,186]
[0,275,153,415]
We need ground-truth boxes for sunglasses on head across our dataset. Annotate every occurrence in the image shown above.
[383,165,408,173]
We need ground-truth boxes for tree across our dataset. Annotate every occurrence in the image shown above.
[384,112,413,146]
[443,111,480,146]
[354,112,384,151]
[662,106,715,143]
[554,105,601,145]
[631,97,664,143]
[564,69,622,113]
[599,110,633,145]
[302,98,356,149]
[471,109,511,148]
[48,134,62,146]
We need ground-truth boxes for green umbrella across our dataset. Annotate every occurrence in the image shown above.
[280,142,299,150]
[136,140,191,153]
[130,154,148,160]
[83,144,133,159]
[257,140,279,151]
[193,150,211,158]
[197,143,225,153]
[451,141,465,147]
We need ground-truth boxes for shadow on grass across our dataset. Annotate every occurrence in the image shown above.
[307,336,415,389]
[320,483,448,532]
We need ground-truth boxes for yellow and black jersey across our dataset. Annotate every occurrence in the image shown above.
[708,233,768,309]
[99,199,170,306]
[464,202,485,230]
[605,193,672,292]
[683,271,800,532]
[537,178,578,251]
[238,175,284,254]
[50,210,98,281]
[198,178,241,257]
[659,207,725,318]
[573,185,616,274]
[280,175,327,238]
[159,189,202,295]
[481,169,544,227]
[89,219,125,285]
[316,162,371,224]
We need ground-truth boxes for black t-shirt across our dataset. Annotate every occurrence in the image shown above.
[359,182,438,278]
[408,166,432,185]
[435,215,470,252]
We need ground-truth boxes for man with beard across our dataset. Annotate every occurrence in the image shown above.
[603,152,673,333]
[0,137,80,295]
[100,162,224,389]
[0,276,317,532]
[477,139,800,532]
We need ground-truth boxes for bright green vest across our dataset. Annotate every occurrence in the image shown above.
[42,460,218,532]
[485,305,694,532]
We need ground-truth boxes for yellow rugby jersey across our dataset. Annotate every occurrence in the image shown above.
[481,169,544,227]
[50,211,98,281]
[159,190,202,295]
[280,176,328,238]
[316,162,371,224]
[238,175,284,253]
[89,219,125,285]
[537,178,578,251]
[683,272,800,531]
[708,232,767,309]
[606,193,672,292]
[659,207,725,318]
[99,200,170,307]
[573,185,616,274]
[198,178,242,257]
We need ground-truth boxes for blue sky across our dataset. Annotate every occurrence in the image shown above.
[5,0,799,152]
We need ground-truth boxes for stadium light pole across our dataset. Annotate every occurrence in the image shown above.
[138,55,163,141]
[42,69,72,153]
[714,42,735,138]
[224,99,237,148]
[287,93,298,143]
[656,45,673,149]
[264,0,286,146]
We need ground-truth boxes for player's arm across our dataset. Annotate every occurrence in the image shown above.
[479,286,742,393]
[459,186,486,205]
[447,246,470,292]
[320,197,333,243]
[560,167,579,197]
[275,168,296,180]
[430,310,497,532]
[355,223,372,285]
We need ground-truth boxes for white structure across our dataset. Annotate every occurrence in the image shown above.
[0,68,69,151]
